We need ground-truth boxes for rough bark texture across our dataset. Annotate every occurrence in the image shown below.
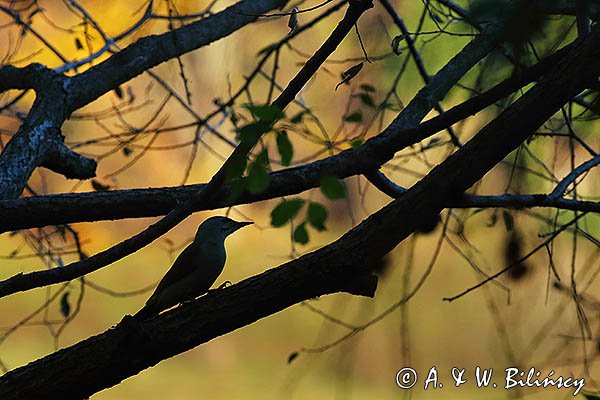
[0,0,290,200]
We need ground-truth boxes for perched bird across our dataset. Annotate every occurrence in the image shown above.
[135,216,252,318]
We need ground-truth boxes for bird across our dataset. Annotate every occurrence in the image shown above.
[135,216,252,318]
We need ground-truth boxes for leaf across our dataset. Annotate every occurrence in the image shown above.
[243,104,284,122]
[56,225,67,241]
[351,138,363,149]
[502,210,514,232]
[237,122,263,145]
[360,84,376,92]
[270,199,305,227]
[287,351,299,364]
[344,110,363,123]
[290,111,306,124]
[114,86,123,99]
[307,202,327,231]
[320,176,346,200]
[356,92,375,108]
[91,180,111,191]
[247,149,270,194]
[584,394,600,400]
[276,131,294,166]
[293,222,309,244]
[335,62,363,90]
[60,292,70,319]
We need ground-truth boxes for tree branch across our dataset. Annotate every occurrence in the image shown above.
[0,0,290,200]
[66,0,292,111]
[0,41,568,231]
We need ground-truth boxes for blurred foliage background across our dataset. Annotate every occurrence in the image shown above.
[0,0,599,398]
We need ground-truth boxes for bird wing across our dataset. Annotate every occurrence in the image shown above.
[150,243,199,297]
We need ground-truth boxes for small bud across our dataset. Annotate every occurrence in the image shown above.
[335,63,364,91]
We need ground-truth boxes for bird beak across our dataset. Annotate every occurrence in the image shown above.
[236,221,253,229]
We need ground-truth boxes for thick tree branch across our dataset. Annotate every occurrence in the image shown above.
[2,27,599,398]
[0,64,52,92]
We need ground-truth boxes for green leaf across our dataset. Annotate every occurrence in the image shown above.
[344,110,363,123]
[307,202,327,231]
[243,104,284,121]
[237,122,263,145]
[270,199,305,227]
[320,176,346,200]
[293,222,309,244]
[246,150,270,194]
[360,84,376,92]
[276,131,294,166]
[290,111,306,124]
[584,394,600,400]
[502,210,514,232]
[351,138,363,149]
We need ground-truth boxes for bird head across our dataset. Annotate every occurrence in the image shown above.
[195,216,252,241]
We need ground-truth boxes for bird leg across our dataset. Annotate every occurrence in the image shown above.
[206,280,232,295]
